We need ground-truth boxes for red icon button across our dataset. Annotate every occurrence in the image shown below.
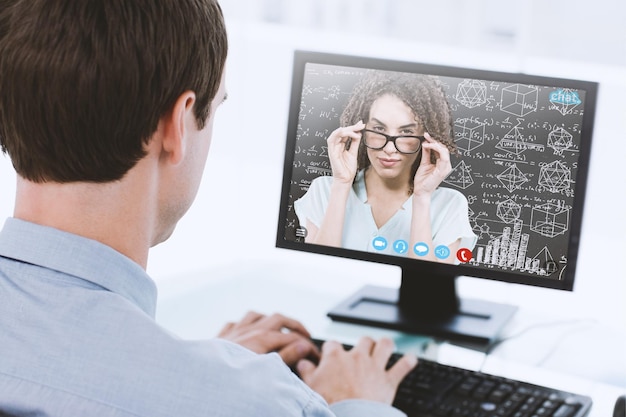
[456,248,473,263]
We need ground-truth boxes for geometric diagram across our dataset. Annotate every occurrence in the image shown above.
[483,233,505,267]
[456,79,487,108]
[477,220,559,275]
[324,84,341,101]
[547,127,573,155]
[549,88,582,116]
[496,198,522,223]
[454,118,485,151]
[473,222,491,240]
[530,246,558,276]
[530,202,570,237]
[496,126,527,155]
[508,220,526,269]
[538,160,572,193]
[444,160,474,189]
[496,163,529,192]
[501,84,538,117]
[301,84,314,97]
[478,220,527,269]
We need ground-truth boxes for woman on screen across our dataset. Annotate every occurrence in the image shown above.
[294,70,476,263]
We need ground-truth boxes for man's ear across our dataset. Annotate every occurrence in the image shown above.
[159,91,197,166]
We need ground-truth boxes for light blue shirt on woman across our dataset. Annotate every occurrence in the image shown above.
[295,171,477,256]
[0,218,404,417]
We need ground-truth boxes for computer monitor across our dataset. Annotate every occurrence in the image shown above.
[276,50,598,345]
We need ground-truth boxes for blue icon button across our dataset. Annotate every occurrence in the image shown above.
[434,245,451,259]
[372,236,388,251]
[392,240,408,254]
[413,242,429,256]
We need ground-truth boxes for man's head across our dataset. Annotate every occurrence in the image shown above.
[0,0,228,183]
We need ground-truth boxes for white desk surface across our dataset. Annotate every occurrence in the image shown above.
[155,260,626,417]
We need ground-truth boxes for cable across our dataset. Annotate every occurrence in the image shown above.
[478,318,598,372]
[534,319,598,367]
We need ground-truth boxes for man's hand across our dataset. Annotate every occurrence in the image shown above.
[217,311,319,367]
[297,337,418,405]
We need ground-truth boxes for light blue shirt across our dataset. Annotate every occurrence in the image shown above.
[0,218,404,417]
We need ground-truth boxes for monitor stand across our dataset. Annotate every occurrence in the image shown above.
[327,268,517,345]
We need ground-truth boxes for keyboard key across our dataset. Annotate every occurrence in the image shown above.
[553,404,578,417]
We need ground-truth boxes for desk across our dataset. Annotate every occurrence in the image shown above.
[155,260,625,417]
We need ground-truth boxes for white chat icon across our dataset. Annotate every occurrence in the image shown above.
[414,243,429,256]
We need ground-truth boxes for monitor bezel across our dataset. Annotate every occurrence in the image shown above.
[276,50,598,292]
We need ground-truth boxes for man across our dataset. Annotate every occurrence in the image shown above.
[0,1,417,416]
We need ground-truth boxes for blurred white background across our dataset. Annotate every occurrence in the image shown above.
[219,0,626,67]
[1,0,625,336]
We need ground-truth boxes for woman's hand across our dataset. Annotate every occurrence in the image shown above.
[327,121,365,184]
[413,132,452,198]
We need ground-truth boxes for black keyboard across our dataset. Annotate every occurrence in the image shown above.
[307,339,592,417]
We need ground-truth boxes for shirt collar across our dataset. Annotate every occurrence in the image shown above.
[0,217,158,317]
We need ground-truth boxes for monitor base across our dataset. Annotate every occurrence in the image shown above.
[327,285,517,346]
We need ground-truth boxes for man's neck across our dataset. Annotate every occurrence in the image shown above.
[14,175,155,269]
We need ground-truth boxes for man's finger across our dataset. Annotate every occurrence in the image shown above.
[217,321,235,337]
[296,358,316,381]
[371,337,395,367]
[238,311,265,326]
[387,354,418,386]
[278,340,318,367]
[320,339,343,356]
[255,331,313,353]
[262,313,312,337]
[353,336,376,357]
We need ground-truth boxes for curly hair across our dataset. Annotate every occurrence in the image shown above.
[340,70,456,192]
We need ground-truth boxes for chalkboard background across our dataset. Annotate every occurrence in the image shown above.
[283,63,588,282]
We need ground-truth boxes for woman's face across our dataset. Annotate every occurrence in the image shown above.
[365,93,422,183]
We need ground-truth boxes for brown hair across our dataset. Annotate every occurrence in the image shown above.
[340,70,455,190]
[0,0,228,183]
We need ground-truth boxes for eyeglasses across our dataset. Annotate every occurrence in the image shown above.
[361,129,425,154]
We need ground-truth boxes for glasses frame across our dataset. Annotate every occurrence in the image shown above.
[361,129,425,154]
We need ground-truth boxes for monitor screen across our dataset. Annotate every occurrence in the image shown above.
[276,51,597,344]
